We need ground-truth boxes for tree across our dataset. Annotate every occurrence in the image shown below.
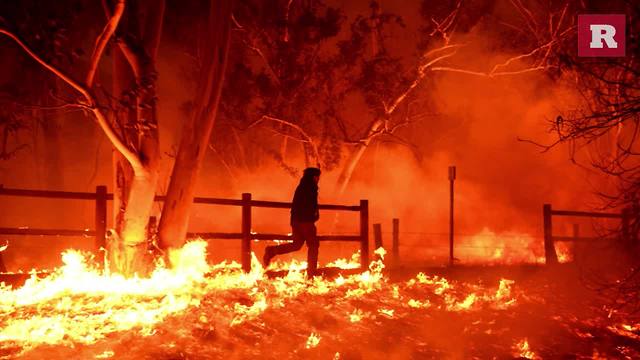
[334,0,567,195]
[0,0,234,275]
[511,0,640,310]
[0,0,86,186]
[216,0,343,176]
[513,0,639,212]
[158,0,233,250]
[216,0,568,197]
[106,0,165,275]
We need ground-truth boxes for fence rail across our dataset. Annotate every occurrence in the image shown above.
[542,203,628,264]
[0,185,369,272]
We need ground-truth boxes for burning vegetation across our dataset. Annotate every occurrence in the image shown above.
[0,243,637,358]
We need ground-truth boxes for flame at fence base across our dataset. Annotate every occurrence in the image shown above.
[457,228,573,264]
[0,240,633,358]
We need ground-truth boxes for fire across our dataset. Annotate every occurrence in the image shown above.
[0,241,532,357]
[0,241,210,347]
[455,228,578,264]
[305,332,321,349]
[457,228,545,264]
[513,338,537,359]
[555,242,573,263]
[607,323,640,340]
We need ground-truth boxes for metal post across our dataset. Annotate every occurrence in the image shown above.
[241,193,252,272]
[95,185,107,253]
[392,218,399,265]
[360,200,369,270]
[448,166,456,266]
[543,204,558,264]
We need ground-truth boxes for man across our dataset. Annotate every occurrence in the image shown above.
[263,167,321,276]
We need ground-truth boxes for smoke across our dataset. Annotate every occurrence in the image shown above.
[188,3,602,265]
[0,0,606,270]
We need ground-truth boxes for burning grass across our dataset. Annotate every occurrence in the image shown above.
[0,241,637,359]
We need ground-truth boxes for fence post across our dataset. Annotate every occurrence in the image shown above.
[360,200,369,270]
[621,208,630,244]
[448,165,456,266]
[241,193,252,273]
[543,204,558,264]
[392,218,399,265]
[373,223,382,260]
[95,185,107,253]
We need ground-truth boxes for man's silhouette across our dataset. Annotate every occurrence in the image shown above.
[263,167,321,276]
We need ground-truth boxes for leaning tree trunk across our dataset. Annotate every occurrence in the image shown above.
[336,118,384,195]
[334,5,385,197]
[107,0,164,276]
[157,0,233,251]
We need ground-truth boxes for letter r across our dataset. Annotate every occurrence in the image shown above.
[589,24,618,48]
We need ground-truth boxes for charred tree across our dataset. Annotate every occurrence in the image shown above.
[0,0,164,276]
[157,0,233,251]
[107,0,165,276]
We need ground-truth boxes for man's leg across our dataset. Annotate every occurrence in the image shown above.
[264,222,305,267]
[305,223,319,276]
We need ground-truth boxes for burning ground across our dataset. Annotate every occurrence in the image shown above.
[0,241,638,359]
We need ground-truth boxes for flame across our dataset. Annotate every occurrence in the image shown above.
[0,241,528,356]
[608,323,640,340]
[513,338,537,359]
[555,242,573,263]
[457,228,545,264]
[349,308,366,322]
[456,228,579,264]
[0,241,211,347]
[305,332,321,349]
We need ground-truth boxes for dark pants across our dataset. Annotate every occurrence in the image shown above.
[266,221,319,274]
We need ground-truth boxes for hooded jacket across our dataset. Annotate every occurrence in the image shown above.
[290,173,319,224]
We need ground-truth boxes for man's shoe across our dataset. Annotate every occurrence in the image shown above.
[263,248,273,268]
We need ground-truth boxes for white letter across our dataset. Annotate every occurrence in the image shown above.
[589,24,618,48]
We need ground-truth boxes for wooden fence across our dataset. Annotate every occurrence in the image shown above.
[0,185,369,272]
[542,203,630,264]
[372,219,400,264]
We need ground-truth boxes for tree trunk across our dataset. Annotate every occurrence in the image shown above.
[108,54,160,275]
[158,0,233,251]
[107,0,164,275]
[336,12,385,196]
[109,163,157,274]
[336,118,384,195]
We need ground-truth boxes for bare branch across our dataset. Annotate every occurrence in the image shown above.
[0,29,92,101]
[383,44,462,115]
[283,0,294,42]
[86,0,125,88]
[429,0,461,45]
[251,115,320,165]
[0,28,144,172]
